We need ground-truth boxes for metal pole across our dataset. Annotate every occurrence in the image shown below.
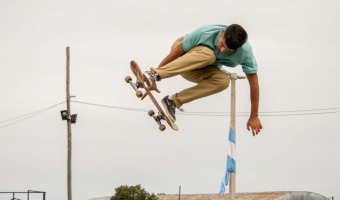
[228,72,246,200]
[229,73,237,200]
[66,46,73,200]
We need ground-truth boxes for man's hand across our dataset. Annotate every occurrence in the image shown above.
[247,116,263,136]
[141,83,160,100]
[245,73,262,136]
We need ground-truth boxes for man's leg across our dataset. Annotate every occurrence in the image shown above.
[151,37,216,79]
[172,66,230,108]
[147,37,216,122]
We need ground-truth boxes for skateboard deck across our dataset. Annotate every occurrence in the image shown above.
[125,60,179,131]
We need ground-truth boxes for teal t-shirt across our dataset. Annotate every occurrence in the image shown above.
[182,24,258,74]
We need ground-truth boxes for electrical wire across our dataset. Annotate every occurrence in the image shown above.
[1,100,339,129]
[0,101,65,129]
[71,100,146,112]
[71,100,340,117]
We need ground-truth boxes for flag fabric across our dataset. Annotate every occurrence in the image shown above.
[219,127,236,195]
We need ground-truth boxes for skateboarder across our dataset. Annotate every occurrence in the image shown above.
[143,24,263,136]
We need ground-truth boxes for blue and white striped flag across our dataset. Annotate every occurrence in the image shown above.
[219,127,236,195]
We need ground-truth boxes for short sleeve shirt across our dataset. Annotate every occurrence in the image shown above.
[182,24,258,74]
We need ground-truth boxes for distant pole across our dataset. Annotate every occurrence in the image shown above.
[66,46,72,200]
[228,72,246,200]
[178,185,181,200]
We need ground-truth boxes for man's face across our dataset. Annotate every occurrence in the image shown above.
[217,29,233,52]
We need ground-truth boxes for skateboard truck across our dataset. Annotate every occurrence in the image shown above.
[148,110,166,131]
[125,76,143,98]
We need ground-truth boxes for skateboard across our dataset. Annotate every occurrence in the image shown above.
[125,60,179,131]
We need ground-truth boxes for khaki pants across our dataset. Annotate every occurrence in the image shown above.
[152,36,230,108]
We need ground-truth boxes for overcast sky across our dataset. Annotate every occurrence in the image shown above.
[1,0,340,200]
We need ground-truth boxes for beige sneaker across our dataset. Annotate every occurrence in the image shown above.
[143,70,159,87]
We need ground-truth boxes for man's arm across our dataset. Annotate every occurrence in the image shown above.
[246,73,263,136]
[158,42,185,67]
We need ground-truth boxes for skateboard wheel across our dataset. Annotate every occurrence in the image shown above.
[125,76,132,83]
[159,124,166,131]
[136,91,143,98]
[148,110,155,116]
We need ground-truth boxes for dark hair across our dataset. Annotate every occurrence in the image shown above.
[224,24,248,49]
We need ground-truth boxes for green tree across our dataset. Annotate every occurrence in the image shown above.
[110,184,159,200]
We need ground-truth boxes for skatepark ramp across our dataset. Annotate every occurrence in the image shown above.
[91,191,332,200]
[156,192,331,200]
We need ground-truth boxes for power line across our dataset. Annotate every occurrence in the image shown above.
[1,100,339,129]
[179,110,340,117]
[71,100,340,117]
[0,101,65,123]
[71,100,146,112]
[0,101,65,129]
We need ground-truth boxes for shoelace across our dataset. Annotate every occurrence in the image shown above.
[146,71,159,82]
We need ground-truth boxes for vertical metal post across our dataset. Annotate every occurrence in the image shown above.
[66,46,73,200]
[228,72,246,200]
[229,73,237,200]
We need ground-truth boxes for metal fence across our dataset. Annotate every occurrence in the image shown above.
[0,190,46,200]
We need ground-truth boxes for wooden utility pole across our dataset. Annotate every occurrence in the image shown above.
[228,72,246,200]
[66,46,72,200]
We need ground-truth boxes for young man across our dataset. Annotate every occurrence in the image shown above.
[144,24,262,136]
